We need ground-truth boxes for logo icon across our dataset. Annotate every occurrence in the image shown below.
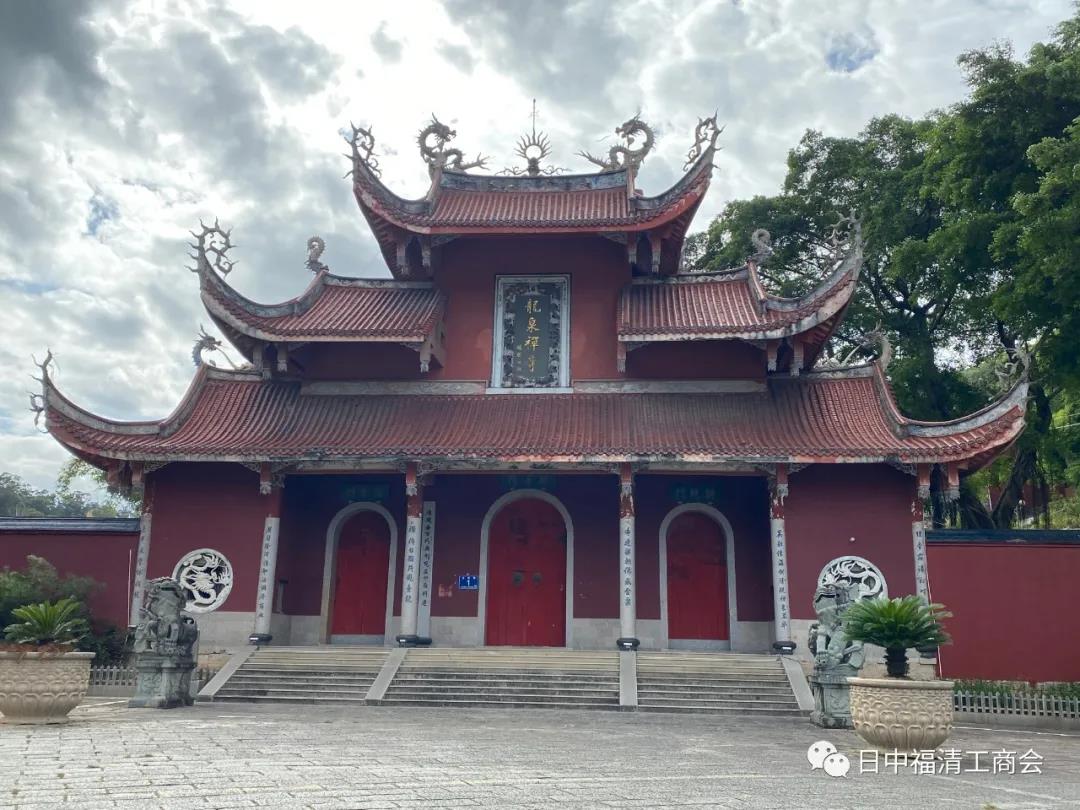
[808,741,850,778]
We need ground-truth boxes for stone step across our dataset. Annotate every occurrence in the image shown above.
[213,693,369,705]
[637,684,795,696]
[225,678,376,690]
[638,693,798,706]
[395,673,617,686]
[217,687,371,700]
[637,704,803,716]
[384,685,618,698]
[383,687,616,702]
[636,671,787,682]
[236,667,385,676]
[378,696,619,710]
[390,673,617,686]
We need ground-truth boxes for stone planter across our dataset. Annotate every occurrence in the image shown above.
[847,676,954,751]
[0,650,95,725]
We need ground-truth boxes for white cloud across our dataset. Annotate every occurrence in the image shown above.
[0,0,1072,489]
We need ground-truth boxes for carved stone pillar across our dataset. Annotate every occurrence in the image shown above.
[253,483,284,639]
[770,464,793,646]
[398,463,423,643]
[912,465,931,600]
[130,513,152,627]
[617,464,639,650]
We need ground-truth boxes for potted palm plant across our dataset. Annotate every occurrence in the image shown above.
[842,595,954,751]
[0,598,95,724]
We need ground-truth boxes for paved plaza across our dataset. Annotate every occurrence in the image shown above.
[1,700,1079,809]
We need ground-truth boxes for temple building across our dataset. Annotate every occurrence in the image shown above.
[36,112,1027,657]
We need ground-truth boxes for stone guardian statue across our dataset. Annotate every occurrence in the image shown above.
[808,582,865,728]
[129,577,199,709]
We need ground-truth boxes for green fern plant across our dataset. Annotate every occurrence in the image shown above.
[842,595,951,678]
[3,598,90,647]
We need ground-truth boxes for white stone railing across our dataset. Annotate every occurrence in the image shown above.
[954,687,1080,729]
[87,664,218,697]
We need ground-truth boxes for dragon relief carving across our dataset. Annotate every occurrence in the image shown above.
[684,113,723,170]
[749,228,773,265]
[345,122,380,177]
[841,325,893,370]
[580,113,655,172]
[188,219,236,277]
[418,115,488,175]
[191,326,238,369]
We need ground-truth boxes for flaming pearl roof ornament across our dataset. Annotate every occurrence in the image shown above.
[499,100,566,177]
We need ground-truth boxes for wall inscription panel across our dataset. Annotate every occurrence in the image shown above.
[493,276,569,388]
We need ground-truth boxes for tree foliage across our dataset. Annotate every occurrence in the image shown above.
[692,9,1080,527]
[0,556,124,661]
[0,461,138,518]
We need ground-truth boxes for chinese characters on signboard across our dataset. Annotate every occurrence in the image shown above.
[496,277,566,388]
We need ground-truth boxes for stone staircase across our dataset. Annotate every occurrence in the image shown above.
[203,646,804,716]
[380,648,621,711]
[635,651,802,716]
[208,646,389,704]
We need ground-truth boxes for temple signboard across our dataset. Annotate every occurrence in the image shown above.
[493,276,568,388]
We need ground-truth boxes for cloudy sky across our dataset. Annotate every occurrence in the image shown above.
[0,0,1072,490]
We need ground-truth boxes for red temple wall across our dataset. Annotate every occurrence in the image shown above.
[295,343,426,381]
[432,235,629,382]
[633,475,773,622]
[0,530,137,628]
[928,542,1080,682]
[145,463,270,613]
[784,464,917,620]
[626,341,766,381]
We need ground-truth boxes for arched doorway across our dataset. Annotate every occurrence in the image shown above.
[484,495,568,647]
[320,503,397,644]
[660,505,735,647]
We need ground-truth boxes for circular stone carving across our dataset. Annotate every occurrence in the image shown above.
[172,549,233,613]
[818,556,887,600]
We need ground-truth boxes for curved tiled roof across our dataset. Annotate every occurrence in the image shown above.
[618,236,861,342]
[353,151,714,233]
[43,365,1026,470]
[199,269,445,343]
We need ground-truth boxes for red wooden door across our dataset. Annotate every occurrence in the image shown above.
[667,511,728,640]
[331,510,391,636]
[486,498,567,646]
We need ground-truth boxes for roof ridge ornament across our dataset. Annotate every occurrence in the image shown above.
[188,219,235,277]
[345,122,380,178]
[192,326,239,369]
[28,349,53,431]
[579,112,655,173]
[418,114,488,176]
[841,325,892,370]
[498,99,566,177]
[750,228,773,266]
[828,210,861,260]
[306,236,328,273]
[684,113,723,170]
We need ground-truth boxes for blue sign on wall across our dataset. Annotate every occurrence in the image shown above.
[457,574,479,590]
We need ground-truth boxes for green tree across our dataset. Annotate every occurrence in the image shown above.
[56,459,140,517]
[692,9,1080,527]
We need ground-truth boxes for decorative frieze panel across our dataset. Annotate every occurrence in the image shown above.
[172,549,233,613]
[491,276,569,388]
[818,556,887,600]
